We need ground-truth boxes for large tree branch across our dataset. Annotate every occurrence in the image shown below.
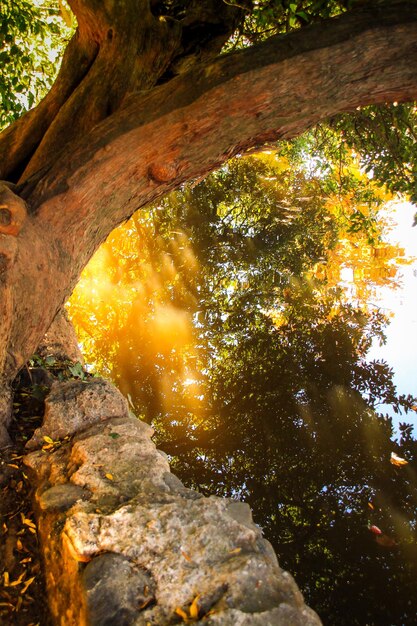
[2,0,417,379]
[3,3,182,182]
[26,0,417,208]
[0,0,244,183]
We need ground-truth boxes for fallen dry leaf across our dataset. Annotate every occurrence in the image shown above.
[21,576,36,594]
[175,606,189,621]
[181,549,192,562]
[189,594,200,619]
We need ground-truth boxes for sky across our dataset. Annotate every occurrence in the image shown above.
[367,201,417,427]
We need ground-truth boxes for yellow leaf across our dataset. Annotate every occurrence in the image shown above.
[175,607,189,621]
[189,595,200,619]
[105,473,114,480]
[58,0,74,28]
[181,549,192,562]
[21,576,35,594]
[228,547,242,555]
[43,436,54,444]
[3,571,9,586]
[22,517,36,529]
[9,572,26,587]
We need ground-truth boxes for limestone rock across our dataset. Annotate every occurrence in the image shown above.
[38,484,91,512]
[24,378,322,625]
[26,378,130,449]
[83,553,155,626]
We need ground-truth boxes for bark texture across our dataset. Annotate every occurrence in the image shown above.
[0,2,417,386]
[37,309,84,365]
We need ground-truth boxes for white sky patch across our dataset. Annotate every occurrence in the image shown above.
[367,201,417,425]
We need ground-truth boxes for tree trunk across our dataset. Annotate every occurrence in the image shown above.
[0,1,416,394]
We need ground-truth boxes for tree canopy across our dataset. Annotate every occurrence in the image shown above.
[67,144,417,624]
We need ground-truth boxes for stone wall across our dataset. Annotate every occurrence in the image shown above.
[24,378,321,625]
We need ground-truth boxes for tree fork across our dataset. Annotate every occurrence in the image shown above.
[0,0,417,394]
[1,0,244,183]
[17,1,183,182]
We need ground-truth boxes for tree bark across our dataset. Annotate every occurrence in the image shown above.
[0,0,417,385]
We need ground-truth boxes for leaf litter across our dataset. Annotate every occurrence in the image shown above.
[0,377,52,625]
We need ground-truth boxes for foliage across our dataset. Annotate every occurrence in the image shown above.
[69,147,411,419]
[0,0,71,130]
[68,144,417,623]
[330,103,417,213]
[233,0,351,44]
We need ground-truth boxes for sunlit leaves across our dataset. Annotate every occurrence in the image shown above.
[69,145,412,434]
[331,104,417,205]
[0,0,72,130]
[41,434,68,451]
[68,213,201,422]
[174,594,201,622]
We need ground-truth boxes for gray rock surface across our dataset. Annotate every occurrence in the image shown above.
[26,377,130,449]
[83,553,155,626]
[38,484,91,512]
[24,378,322,625]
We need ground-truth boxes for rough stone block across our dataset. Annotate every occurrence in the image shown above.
[83,553,155,626]
[24,379,322,625]
[26,378,130,449]
[38,484,91,512]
